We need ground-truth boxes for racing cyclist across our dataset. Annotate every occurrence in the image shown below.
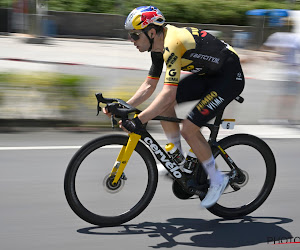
[106,6,245,208]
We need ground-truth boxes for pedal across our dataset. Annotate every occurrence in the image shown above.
[193,189,206,199]
[230,183,241,191]
[188,187,206,199]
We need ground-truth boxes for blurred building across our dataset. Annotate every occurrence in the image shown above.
[9,0,49,38]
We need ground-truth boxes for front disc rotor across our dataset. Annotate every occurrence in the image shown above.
[103,174,125,193]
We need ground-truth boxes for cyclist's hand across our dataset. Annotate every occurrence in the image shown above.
[102,107,111,117]
[122,117,144,134]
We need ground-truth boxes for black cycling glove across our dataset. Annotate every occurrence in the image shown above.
[122,117,144,134]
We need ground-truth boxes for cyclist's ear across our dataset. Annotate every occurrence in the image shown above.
[149,28,156,38]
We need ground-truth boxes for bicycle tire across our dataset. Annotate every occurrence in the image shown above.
[205,134,276,218]
[64,134,158,226]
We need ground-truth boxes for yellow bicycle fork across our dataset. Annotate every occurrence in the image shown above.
[111,132,141,184]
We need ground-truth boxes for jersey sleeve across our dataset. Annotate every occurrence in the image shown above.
[148,52,164,80]
[163,48,182,86]
[163,29,186,86]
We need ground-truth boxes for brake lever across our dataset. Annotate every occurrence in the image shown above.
[111,115,118,129]
[96,100,102,116]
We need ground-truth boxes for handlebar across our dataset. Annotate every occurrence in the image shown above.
[95,92,141,119]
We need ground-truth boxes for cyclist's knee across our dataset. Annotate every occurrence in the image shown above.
[160,102,176,116]
[180,119,199,140]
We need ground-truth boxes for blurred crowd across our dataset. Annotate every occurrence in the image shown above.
[261,31,300,124]
[240,10,300,125]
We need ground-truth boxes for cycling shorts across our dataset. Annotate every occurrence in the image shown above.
[176,52,245,127]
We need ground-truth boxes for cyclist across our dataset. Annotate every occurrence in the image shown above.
[106,6,245,208]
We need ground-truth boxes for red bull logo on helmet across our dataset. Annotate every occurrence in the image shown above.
[126,6,164,30]
[140,11,161,28]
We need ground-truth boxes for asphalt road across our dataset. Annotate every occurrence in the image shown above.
[1,131,300,250]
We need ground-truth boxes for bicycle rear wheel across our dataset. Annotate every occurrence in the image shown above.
[64,134,158,226]
[206,134,276,218]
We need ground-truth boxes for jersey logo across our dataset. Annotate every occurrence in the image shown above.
[166,53,178,67]
[200,30,207,37]
[190,53,220,64]
[200,109,210,116]
[182,64,195,71]
[236,72,243,81]
[166,69,178,83]
[163,47,170,54]
[186,27,207,38]
[190,67,203,74]
[169,69,177,76]
[196,91,224,113]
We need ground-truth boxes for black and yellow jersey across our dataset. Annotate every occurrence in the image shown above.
[148,24,238,86]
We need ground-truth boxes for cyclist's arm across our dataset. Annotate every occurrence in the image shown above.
[137,61,181,123]
[127,77,159,107]
[138,31,184,123]
[138,84,177,124]
[127,52,163,107]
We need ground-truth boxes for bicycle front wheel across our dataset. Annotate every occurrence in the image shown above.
[64,134,158,226]
[207,134,276,218]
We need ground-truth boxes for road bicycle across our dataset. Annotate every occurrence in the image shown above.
[64,93,276,227]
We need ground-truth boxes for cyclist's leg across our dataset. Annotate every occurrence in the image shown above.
[177,75,225,186]
[159,103,182,152]
[181,119,212,161]
[181,119,223,182]
[176,73,217,167]
[177,53,245,207]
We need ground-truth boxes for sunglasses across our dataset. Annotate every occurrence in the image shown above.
[129,31,142,41]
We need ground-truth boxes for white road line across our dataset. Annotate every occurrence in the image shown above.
[0,145,122,150]
[152,125,300,140]
[1,126,299,151]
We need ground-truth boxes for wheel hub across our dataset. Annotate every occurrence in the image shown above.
[234,170,249,188]
[103,174,125,193]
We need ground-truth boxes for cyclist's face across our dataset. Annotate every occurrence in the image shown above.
[128,30,150,52]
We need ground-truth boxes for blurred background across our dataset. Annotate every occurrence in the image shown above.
[2,3,300,249]
[0,0,300,129]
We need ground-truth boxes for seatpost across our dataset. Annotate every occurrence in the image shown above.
[214,110,224,126]
[208,110,224,143]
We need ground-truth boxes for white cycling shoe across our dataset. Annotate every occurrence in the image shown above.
[201,174,229,208]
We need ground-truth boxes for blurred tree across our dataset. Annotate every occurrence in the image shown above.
[1,0,300,25]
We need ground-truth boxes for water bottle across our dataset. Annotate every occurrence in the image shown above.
[183,149,198,174]
[165,143,185,166]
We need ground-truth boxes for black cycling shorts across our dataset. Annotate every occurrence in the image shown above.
[176,53,245,127]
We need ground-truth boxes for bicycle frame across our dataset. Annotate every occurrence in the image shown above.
[94,91,246,194]
[110,109,244,195]
[207,110,241,174]
[111,129,194,194]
